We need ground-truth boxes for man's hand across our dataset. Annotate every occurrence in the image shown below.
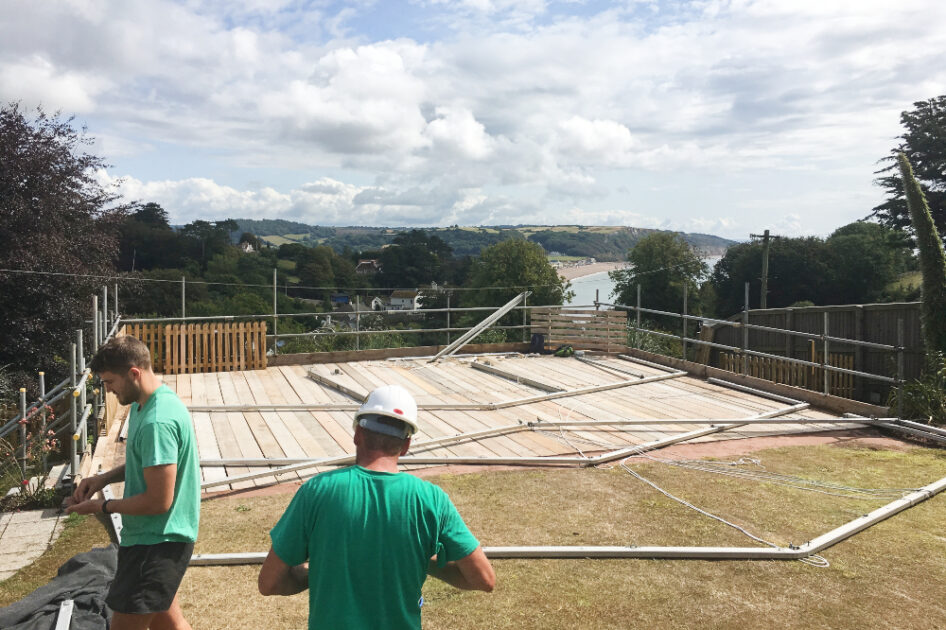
[65,498,105,516]
[71,473,106,504]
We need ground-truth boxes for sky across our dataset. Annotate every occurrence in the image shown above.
[2,0,945,240]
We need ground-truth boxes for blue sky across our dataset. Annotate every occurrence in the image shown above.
[3,0,945,240]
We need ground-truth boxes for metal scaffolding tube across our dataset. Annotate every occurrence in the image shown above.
[195,370,684,415]
[200,423,527,489]
[490,371,686,410]
[526,417,881,428]
[429,292,529,362]
[189,471,946,564]
[306,369,367,401]
[590,403,810,466]
[705,378,805,406]
[616,354,681,373]
[575,356,645,379]
[54,600,74,630]
[470,360,565,392]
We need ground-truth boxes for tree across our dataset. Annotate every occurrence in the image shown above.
[464,239,571,309]
[872,96,946,240]
[824,222,913,305]
[899,154,946,357]
[179,218,238,270]
[611,232,707,316]
[117,202,182,271]
[709,223,916,316]
[0,103,125,385]
[376,230,451,288]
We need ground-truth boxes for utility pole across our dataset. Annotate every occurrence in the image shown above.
[749,229,782,309]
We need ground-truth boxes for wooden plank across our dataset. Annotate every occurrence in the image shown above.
[192,411,227,485]
[308,365,367,401]
[209,412,252,490]
[298,411,349,457]
[274,410,324,458]
[279,365,336,404]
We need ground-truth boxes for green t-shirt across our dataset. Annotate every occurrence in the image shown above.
[122,384,200,546]
[270,466,480,630]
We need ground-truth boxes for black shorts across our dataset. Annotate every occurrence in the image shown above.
[106,541,194,615]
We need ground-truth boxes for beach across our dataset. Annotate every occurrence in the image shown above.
[557,261,627,280]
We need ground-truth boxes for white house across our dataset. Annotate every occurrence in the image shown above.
[388,290,420,310]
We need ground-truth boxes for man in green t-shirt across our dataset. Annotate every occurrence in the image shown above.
[258,385,495,630]
[67,336,200,630]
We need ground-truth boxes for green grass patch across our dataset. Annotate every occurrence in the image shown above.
[260,235,295,246]
[276,259,297,271]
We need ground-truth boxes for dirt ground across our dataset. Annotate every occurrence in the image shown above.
[203,428,916,501]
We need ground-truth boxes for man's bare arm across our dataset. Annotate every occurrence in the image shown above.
[428,546,495,592]
[258,548,309,596]
[66,464,174,516]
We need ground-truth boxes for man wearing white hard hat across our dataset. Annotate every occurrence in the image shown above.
[258,384,495,630]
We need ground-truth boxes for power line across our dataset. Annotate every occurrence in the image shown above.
[0,268,565,293]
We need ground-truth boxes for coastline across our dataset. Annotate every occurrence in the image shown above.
[557,261,626,281]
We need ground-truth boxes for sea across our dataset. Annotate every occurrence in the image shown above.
[566,256,722,309]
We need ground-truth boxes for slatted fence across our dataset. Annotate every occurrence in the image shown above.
[121,322,267,374]
[719,350,855,398]
[531,308,627,352]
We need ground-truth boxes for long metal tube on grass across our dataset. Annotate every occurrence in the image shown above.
[190,469,946,565]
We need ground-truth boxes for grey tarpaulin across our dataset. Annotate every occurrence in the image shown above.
[0,544,116,630]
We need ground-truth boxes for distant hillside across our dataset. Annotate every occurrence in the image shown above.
[235,220,737,261]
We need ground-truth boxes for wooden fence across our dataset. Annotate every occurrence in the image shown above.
[531,308,627,352]
[719,349,855,399]
[706,302,921,404]
[122,321,267,374]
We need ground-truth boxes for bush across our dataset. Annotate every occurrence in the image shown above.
[888,352,946,425]
[0,403,65,511]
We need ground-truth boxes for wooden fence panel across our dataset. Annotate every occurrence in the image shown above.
[719,351,854,398]
[532,308,627,352]
[118,321,267,374]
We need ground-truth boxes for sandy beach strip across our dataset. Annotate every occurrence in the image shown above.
[557,261,627,280]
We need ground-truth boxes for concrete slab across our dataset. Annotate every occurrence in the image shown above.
[3,519,56,540]
[0,508,66,579]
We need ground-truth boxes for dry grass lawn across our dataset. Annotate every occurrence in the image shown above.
[3,443,945,629]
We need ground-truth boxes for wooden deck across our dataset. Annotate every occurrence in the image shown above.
[95,354,853,492]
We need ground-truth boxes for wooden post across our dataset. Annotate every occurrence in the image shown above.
[854,305,864,401]
[823,312,830,395]
[742,283,749,376]
[681,280,688,360]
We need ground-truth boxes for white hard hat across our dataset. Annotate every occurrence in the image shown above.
[354,385,419,438]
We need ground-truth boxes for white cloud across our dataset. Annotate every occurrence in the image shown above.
[5,0,946,235]
[0,56,111,112]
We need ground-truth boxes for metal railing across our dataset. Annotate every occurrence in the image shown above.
[122,301,600,354]
[598,280,906,414]
[1,284,121,482]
